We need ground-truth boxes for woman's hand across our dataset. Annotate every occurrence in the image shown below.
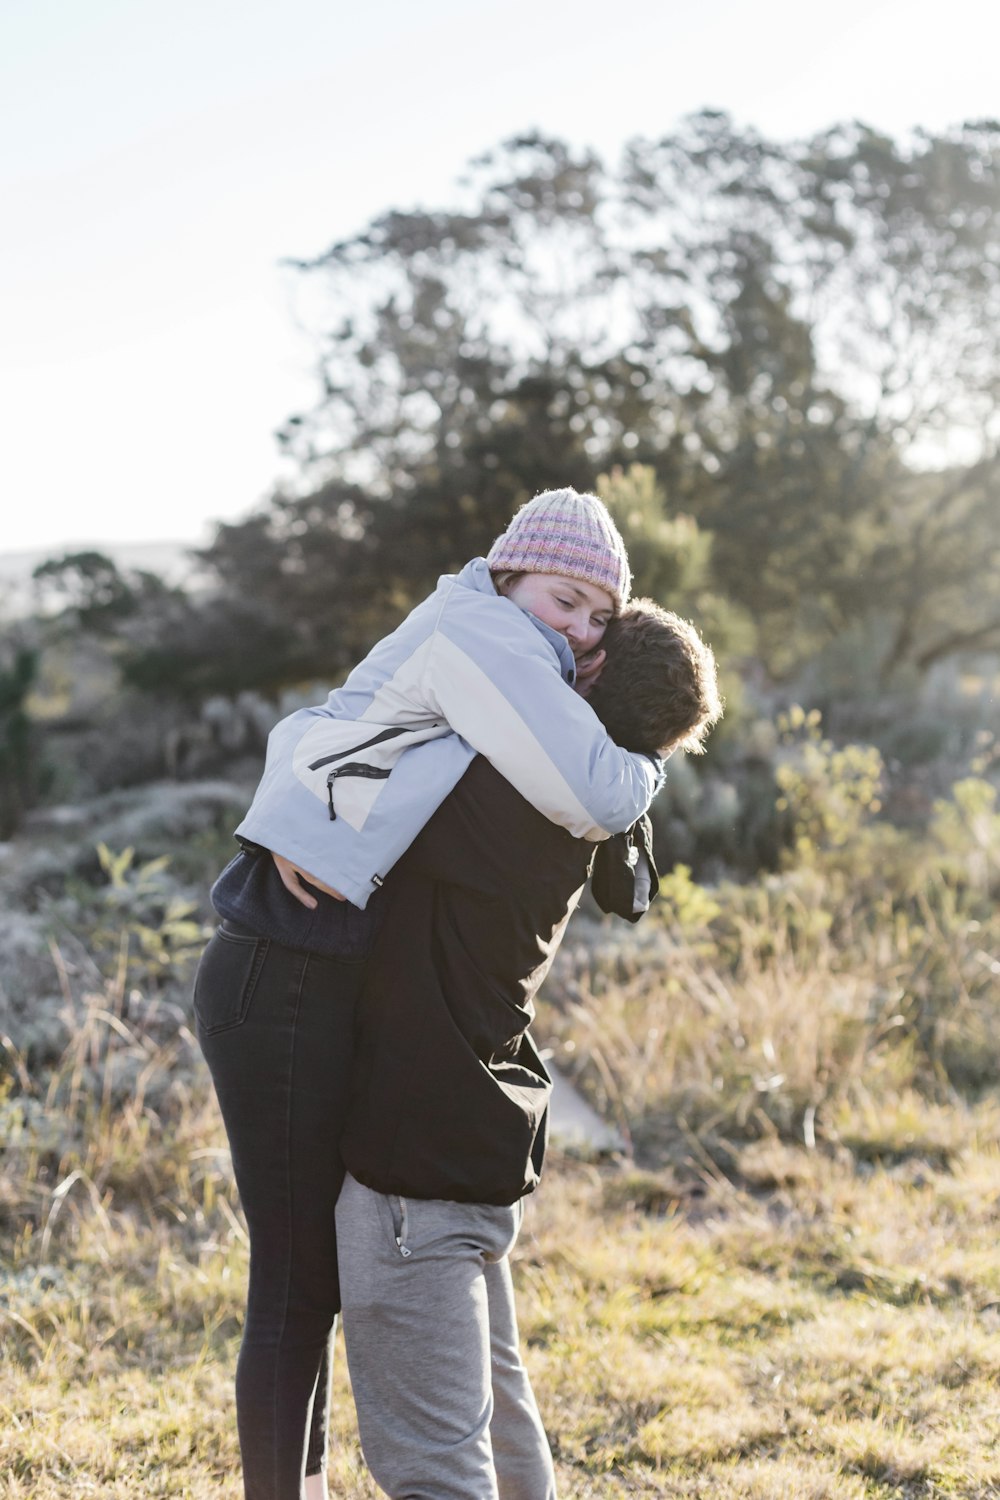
[271,851,346,909]
[573,646,606,698]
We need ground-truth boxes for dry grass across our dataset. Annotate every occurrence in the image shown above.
[3,1050,999,1496]
[3,782,1000,1496]
[517,1154,1000,1497]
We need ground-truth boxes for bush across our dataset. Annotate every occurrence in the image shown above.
[545,767,1000,1167]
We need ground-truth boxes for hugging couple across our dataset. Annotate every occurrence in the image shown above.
[194,487,722,1498]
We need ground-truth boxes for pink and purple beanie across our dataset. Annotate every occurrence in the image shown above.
[486,488,631,614]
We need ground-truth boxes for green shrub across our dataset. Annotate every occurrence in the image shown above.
[547,766,1000,1165]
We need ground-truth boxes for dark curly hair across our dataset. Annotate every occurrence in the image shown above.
[586,599,723,757]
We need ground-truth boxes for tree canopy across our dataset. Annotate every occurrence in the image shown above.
[190,112,1000,687]
[27,113,998,702]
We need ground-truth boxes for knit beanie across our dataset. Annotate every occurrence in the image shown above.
[486,488,631,613]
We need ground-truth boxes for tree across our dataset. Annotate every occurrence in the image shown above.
[195,480,395,682]
[595,464,752,662]
[32,551,167,632]
[201,115,1000,685]
[621,116,1000,677]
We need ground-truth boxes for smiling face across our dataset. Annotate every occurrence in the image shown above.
[500,572,615,657]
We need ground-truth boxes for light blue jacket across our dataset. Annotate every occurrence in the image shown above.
[236,558,660,908]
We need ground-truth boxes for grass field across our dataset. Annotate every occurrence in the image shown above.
[2,771,1000,1496]
[2,1117,999,1497]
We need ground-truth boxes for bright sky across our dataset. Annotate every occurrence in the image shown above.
[3,0,998,556]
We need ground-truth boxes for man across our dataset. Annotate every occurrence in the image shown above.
[334,600,722,1500]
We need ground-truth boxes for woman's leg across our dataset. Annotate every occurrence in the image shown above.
[194,926,365,1500]
[303,1335,334,1493]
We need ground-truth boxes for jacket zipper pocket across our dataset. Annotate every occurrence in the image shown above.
[395,1196,411,1258]
[309,725,414,773]
[326,763,391,820]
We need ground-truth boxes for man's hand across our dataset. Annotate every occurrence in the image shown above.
[573,646,606,698]
[271,851,346,910]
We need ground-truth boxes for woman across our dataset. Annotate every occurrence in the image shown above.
[194,489,653,1499]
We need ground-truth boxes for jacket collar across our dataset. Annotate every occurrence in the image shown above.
[456,557,577,684]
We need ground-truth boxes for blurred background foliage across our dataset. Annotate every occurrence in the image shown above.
[6,111,1000,878]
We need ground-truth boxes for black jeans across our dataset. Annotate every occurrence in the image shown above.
[194,921,365,1500]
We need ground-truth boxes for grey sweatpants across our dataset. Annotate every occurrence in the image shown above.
[336,1173,557,1499]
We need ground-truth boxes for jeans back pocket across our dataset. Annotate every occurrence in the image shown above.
[193,924,269,1035]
